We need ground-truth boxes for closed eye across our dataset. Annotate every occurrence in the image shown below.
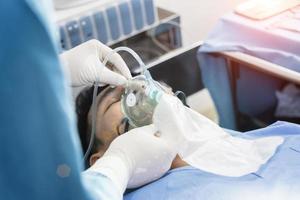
[104,99,119,114]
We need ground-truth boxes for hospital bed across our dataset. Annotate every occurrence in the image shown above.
[214,51,300,130]
[124,121,300,200]
[221,52,300,85]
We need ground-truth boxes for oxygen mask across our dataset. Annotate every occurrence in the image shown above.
[121,71,166,127]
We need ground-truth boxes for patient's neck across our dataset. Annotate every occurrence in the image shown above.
[171,155,189,169]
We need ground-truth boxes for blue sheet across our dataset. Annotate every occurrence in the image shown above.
[124,122,300,200]
[197,11,300,129]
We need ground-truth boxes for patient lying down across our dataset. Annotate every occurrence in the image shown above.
[76,85,188,170]
[76,83,282,185]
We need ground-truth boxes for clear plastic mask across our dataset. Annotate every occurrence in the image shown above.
[121,72,166,127]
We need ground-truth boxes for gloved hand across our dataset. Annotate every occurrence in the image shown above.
[60,39,132,86]
[85,94,183,196]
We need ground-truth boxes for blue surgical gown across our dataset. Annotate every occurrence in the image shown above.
[0,1,119,199]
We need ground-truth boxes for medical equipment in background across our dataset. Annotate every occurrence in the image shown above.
[56,0,160,50]
[235,0,300,20]
[56,0,183,71]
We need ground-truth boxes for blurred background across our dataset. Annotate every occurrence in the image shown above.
[55,0,300,130]
[156,0,245,43]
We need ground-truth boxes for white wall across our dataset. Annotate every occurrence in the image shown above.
[155,0,246,44]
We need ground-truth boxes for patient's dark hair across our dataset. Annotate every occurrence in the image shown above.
[75,86,108,166]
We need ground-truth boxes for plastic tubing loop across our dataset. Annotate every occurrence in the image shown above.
[83,47,146,162]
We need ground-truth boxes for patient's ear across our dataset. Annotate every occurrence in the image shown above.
[89,152,103,166]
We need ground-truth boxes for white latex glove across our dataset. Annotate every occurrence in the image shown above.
[60,39,132,86]
[85,95,183,196]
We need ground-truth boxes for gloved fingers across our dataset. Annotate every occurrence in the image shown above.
[97,66,127,86]
[121,124,177,160]
[97,41,132,79]
[153,94,185,143]
[109,53,132,80]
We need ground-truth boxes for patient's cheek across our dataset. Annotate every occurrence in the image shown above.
[104,103,124,126]
[111,102,124,118]
[171,155,189,169]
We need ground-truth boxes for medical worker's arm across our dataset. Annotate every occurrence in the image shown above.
[0,1,119,199]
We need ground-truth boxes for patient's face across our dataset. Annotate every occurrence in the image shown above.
[88,86,128,164]
[93,86,126,140]
[88,84,188,169]
[91,83,174,151]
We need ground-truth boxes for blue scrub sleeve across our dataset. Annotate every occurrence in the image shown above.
[0,1,119,199]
